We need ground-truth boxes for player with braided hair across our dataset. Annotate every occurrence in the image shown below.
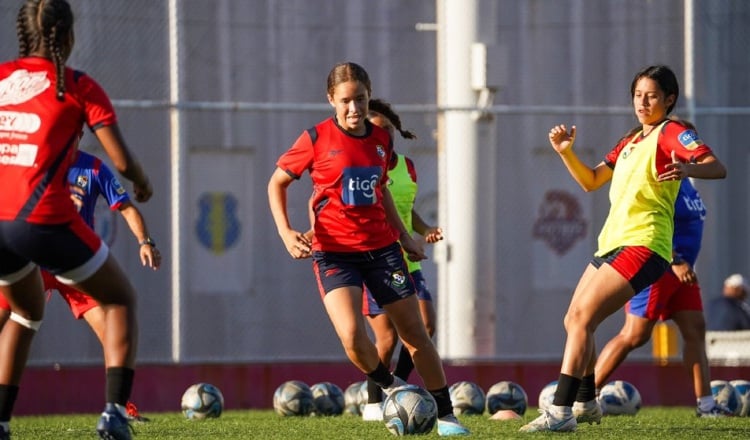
[360,99,444,421]
[0,1,152,438]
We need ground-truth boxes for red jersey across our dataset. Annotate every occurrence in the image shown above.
[277,117,398,252]
[0,57,117,224]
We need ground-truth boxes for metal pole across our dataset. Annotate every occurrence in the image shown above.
[168,0,185,363]
[684,0,695,123]
[436,0,494,358]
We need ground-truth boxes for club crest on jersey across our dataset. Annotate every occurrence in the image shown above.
[76,175,89,189]
[678,129,703,150]
[391,270,406,287]
[342,166,380,206]
[376,145,385,158]
[621,145,636,159]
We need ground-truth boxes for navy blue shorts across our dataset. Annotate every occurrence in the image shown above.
[363,269,432,316]
[312,242,415,307]
[0,218,108,286]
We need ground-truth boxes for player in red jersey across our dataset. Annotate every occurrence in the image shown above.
[0,2,152,439]
[268,62,469,436]
[0,148,160,423]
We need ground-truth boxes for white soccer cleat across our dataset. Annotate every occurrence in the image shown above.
[519,408,577,433]
[361,402,384,421]
[436,414,470,436]
[573,399,602,425]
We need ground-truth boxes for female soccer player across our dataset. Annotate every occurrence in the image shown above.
[0,148,160,423]
[0,1,152,438]
[521,65,727,432]
[268,62,468,436]
[360,99,443,421]
[591,176,732,419]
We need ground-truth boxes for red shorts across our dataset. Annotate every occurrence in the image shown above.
[42,271,98,319]
[626,268,703,321]
[0,272,97,319]
[592,246,669,294]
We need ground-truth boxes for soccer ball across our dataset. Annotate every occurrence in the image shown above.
[343,381,365,415]
[273,380,314,416]
[181,382,224,419]
[310,382,345,416]
[710,380,741,415]
[485,381,528,415]
[382,385,437,436]
[358,380,370,414]
[449,381,486,415]
[538,381,557,412]
[729,379,750,417]
[599,380,641,416]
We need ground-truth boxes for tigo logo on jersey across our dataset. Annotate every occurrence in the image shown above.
[678,130,703,150]
[342,166,380,206]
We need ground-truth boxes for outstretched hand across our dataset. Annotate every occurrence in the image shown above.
[548,124,576,154]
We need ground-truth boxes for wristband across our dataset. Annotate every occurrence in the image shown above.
[140,237,156,247]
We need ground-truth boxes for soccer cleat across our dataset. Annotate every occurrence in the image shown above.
[519,409,577,433]
[125,401,150,423]
[696,403,734,418]
[573,399,602,425]
[382,375,407,396]
[361,402,384,421]
[0,425,9,440]
[96,403,133,440]
[436,414,470,436]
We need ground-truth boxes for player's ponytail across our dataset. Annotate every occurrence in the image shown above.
[16,0,75,101]
[369,98,417,140]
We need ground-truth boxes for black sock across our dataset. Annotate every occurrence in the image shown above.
[428,386,453,418]
[366,362,393,389]
[575,374,596,402]
[366,378,383,404]
[552,374,581,407]
[0,385,19,422]
[106,367,134,405]
[392,345,415,381]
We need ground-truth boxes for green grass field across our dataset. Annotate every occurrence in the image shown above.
[9,407,749,440]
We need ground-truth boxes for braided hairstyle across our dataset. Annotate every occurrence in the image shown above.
[16,0,74,101]
[368,98,416,140]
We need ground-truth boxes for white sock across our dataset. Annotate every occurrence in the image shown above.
[0,421,8,432]
[697,396,715,412]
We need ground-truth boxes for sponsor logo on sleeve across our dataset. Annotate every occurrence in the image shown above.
[678,129,703,150]
[111,177,126,195]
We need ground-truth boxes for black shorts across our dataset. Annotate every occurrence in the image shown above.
[312,242,416,307]
[0,218,108,285]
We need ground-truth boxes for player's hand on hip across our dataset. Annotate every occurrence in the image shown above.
[401,233,427,262]
[282,229,312,259]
